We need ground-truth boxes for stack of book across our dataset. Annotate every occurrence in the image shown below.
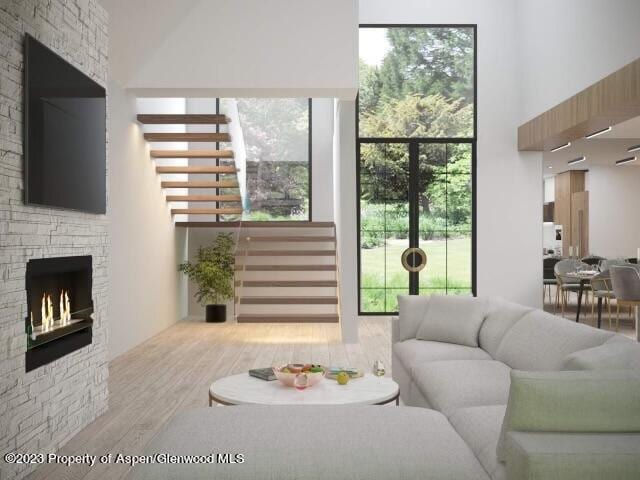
[248,367,276,381]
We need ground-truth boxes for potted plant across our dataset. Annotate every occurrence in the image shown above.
[178,233,235,322]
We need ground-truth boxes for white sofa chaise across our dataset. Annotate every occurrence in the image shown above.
[392,295,640,480]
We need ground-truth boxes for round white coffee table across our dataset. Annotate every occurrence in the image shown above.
[209,373,399,406]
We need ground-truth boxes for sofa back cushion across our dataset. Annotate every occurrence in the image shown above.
[479,298,533,358]
[562,335,640,371]
[496,369,640,462]
[416,295,488,347]
[398,295,431,341]
[495,310,613,371]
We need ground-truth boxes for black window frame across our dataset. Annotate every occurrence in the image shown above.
[356,24,478,315]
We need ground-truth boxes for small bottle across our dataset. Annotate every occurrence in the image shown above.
[373,360,385,377]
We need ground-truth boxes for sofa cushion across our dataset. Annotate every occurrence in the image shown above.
[562,340,640,371]
[479,297,533,358]
[398,295,430,341]
[497,369,640,462]
[413,360,511,416]
[449,405,507,480]
[393,339,492,372]
[494,310,613,371]
[128,405,490,480]
[416,295,488,347]
[505,431,640,480]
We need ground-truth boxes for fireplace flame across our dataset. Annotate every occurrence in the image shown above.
[39,290,71,332]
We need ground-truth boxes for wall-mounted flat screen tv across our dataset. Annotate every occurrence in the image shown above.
[24,34,106,214]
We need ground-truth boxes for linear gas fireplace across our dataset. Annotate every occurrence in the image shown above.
[25,255,94,371]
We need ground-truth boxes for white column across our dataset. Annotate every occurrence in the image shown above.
[333,99,358,343]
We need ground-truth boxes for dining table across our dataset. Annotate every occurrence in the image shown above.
[560,270,599,323]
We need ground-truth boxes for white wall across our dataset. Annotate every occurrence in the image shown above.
[103,0,358,99]
[517,0,640,123]
[357,0,543,316]
[544,176,555,203]
[587,166,640,259]
[107,88,188,359]
[312,99,336,221]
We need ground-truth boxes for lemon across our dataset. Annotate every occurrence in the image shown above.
[336,371,350,385]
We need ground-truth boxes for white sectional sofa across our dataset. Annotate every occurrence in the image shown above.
[393,295,640,480]
[129,295,640,480]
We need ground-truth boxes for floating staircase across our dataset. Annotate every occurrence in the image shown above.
[234,222,339,323]
[137,113,242,223]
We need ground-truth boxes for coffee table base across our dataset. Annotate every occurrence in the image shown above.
[209,390,400,406]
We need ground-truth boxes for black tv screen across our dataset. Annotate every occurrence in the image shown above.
[24,34,106,214]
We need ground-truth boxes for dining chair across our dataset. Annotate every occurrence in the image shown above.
[590,272,614,329]
[610,266,640,332]
[554,259,589,315]
[543,256,561,304]
[600,258,633,273]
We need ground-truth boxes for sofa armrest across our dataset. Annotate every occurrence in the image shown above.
[505,431,640,480]
[391,316,400,345]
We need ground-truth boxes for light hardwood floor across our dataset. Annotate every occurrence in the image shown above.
[26,318,392,480]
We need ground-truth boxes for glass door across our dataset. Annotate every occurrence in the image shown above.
[359,142,411,313]
[358,141,474,314]
[417,143,473,297]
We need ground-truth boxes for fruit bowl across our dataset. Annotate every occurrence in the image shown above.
[273,364,326,388]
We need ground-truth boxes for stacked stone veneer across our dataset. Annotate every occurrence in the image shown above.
[0,1,109,479]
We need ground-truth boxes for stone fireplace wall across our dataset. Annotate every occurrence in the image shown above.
[0,1,109,479]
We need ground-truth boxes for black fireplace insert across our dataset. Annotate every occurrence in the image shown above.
[25,255,94,371]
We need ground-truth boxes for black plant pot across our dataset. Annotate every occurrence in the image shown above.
[205,304,226,323]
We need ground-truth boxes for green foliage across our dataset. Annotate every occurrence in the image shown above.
[360,94,473,138]
[178,234,235,306]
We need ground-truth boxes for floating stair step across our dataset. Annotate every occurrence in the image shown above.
[161,180,239,189]
[151,149,234,158]
[239,296,338,305]
[137,114,229,124]
[166,194,242,202]
[241,236,335,242]
[237,314,339,323]
[156,166,238,174]
[235,280,338,287]
[235,250,336,257]
[234,264,337,271]
[144,132,231,142]
[171,208,243,215]
[175,221,334,228]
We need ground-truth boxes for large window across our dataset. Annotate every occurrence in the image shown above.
[220,98,311,221]
[358,25,476,314]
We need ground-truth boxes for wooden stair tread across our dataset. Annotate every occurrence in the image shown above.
[235,280,338,287]
[137,114,229,124]
[166,195,241,202]
[161,181,239,188]
[151,150,234,158]
[236,314,339,323]
[156,166,238,174]
[175,221,334,228]
[234,264,337,271]
[171,208,243,215]
[235,250,336,257]
[239,296,338,305]
[240,236,335,242]
[144,132,230,142]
